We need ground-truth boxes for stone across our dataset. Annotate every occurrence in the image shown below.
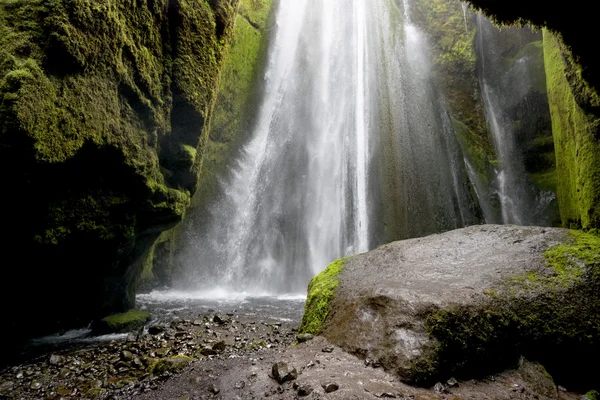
[30,380,42,390]
[433,382,446,393]
[127,332,138,342]
[296,333,314,343]
[234,380,246,389]
[148,325,165,335]
[271,362,298,384]
[0,381,14,393]
[121,350,134,361]
[93,310,150,334]
[297,384,313,396]
[208,384,220,395]
[59,368,71,378]
[322,346,334,353]
[200,346,217,356]
[322,382,339,393]
[49,354,64,366]
[582,391,600,400]
[213,315,228,325]
[153,356,193,375]
[517,358,556,398]
[212,341,227,352]
[154,348,171,357]
[446,377,458,387]
[306,226,600,385]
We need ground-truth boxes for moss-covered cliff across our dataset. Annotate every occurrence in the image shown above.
[0,0,239,338]
[411,0,493,183]
[137,0,276,291]
[543,30,600,229]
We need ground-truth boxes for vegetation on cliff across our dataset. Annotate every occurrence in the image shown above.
[0,0,238,337]
[141,0,276,290]
[543,30,600,230]
[412,0,492,184]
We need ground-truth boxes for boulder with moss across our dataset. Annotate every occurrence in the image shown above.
[0,0,239,340]
[300,224,600,389]
[92,309,150,334]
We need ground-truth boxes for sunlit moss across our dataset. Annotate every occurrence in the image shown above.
[543,30,600,229]
[298,258,345,335]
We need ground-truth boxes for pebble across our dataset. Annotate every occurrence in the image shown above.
[296,333,314,343]
[234,380,246,389]
[297,383,313,396]
[322,382,340,393]
[271,362,298,383]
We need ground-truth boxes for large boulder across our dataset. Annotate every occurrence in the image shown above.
[300,225,600,388]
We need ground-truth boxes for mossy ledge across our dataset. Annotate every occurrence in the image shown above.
[298,258,346,335]
[414,230,600,388]
[0,0,239,339]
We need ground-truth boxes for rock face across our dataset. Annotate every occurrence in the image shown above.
[301,225,600,388]
[464,0,600,231]
[0,0,239,339]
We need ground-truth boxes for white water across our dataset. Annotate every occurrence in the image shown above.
[173,0,483,296]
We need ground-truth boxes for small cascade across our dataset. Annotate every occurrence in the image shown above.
[476,15,556,226]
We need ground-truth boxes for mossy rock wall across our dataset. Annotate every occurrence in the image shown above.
[145,0,276,288]
[411,0,493,186]
[543,30,600,230]
[0,0,239,339]
[463,0,600,231]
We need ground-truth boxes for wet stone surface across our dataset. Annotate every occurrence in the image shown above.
[0,302,300,400]
[0,294,590,400]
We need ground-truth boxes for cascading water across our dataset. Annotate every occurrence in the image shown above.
[169,0,535,296]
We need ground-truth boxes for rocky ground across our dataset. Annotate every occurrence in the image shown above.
[0,307,588,400]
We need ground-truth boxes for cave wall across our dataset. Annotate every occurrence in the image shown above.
[0,0,239,338]
[464,0,600,230]
[543,30,600,229]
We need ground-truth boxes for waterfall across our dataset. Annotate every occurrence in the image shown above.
[171,0,492,296]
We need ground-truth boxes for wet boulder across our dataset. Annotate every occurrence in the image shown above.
[300,225,600,387]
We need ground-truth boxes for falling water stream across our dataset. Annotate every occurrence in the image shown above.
[162,0,556,301]
[169,0,481,297]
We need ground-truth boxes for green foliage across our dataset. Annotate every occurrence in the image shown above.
[298,258,346,335]
[543,30,600,230]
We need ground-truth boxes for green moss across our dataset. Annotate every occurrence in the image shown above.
[529,170,557,193]
[191,0,274,209]
[298,258,345,335]
[584,391,600,400]
[96,309,150,333]
[411,0,494,182]
[543,30,600,229]
[0,0,241,335]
